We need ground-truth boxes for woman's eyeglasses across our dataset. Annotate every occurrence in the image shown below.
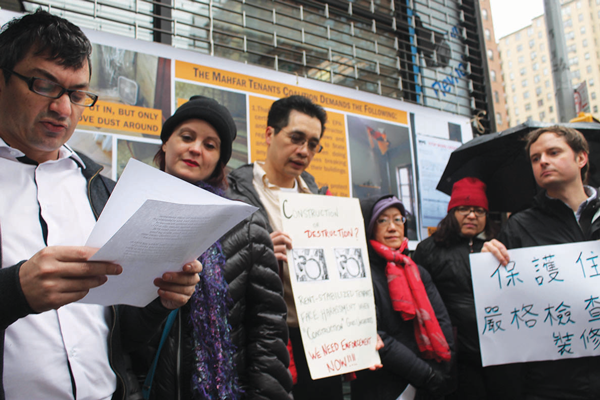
[455,206,487,217]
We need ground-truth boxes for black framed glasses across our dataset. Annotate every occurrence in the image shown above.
[287,131,323,153]
[455,206,487,217]
[3,69,98,107]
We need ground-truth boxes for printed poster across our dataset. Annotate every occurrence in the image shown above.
[470,241,600,366]
[279,193,380,379]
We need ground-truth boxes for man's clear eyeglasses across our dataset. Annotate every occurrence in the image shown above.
[376,216,406,226]
[455,206,487,217]
[288,132,323,153]
[4,69,98,107]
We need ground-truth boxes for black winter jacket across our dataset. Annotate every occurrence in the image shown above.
[0,152,171,400]
[412,235,485,365]
[494,189,600,400]
[137,190,292,399]
[351,195,454,400]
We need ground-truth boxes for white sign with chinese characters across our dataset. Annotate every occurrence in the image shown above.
[470,241,600,366]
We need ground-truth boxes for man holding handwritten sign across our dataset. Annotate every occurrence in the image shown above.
[227,96,344,399]
[482,126,600,399]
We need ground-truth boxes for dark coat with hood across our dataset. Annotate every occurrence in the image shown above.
[493,189,600,400]
[351,195,454,400]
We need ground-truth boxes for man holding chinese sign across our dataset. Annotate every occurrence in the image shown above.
[226,95,344,399]
[0,10,201,399]
[483,125,600,399]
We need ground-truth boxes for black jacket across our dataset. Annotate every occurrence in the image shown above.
[351,195,454,400]
[494,189,600,400]
[0,152,171,400]
[138,186,292,399]
[412,235,485,365]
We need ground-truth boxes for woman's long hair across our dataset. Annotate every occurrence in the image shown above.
[433,207,498,247]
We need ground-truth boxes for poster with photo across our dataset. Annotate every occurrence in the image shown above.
[279,193,380,379]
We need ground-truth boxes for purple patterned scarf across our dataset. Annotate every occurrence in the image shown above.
[189,180,240,399]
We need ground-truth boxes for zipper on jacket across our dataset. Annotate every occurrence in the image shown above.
[469,238,474,253]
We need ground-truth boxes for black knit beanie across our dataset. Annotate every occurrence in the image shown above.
[160,96,237,165]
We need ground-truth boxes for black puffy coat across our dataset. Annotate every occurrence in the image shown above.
[494,189,600,400]
[136,211,291,400]
[412,235,484,365]
[351,195,454,400]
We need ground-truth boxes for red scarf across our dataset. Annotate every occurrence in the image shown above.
[370,238,451,363]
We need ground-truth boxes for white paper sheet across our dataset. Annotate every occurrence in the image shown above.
[80,159,256,307]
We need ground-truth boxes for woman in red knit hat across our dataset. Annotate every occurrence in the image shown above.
[412,177,500,400]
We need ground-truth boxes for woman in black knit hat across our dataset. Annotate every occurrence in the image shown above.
[133,96,292,400]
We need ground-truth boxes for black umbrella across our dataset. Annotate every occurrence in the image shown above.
[436,120,600,212]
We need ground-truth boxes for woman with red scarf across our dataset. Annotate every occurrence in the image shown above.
[352,195,454,400]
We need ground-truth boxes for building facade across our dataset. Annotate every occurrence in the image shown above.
[499,0,600,127]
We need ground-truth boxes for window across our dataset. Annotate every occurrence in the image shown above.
[525,103,532,111]
[531,51,537,60]
[518,56,525,63]
[539,43,545,51]
[549,106,553,113]
[564,19,573,28]
[569,56,579,65]
[588,66,592,73]
[509,61,513,68]
[534,75,541,83]
[538,31,542,38]
[566,31,575,40]
[496,113,502,125]
[517,44,523,52]
[537,19,542,27]
[529,39,535,48]
[544,68,549,76]
[520,68,526,76]
[595,105,598,113]
[572,70,581,79]
[533,63,539,71]
[528,27,534,36]
[577,1,581,9]
[494,91,500,103]
[513,95,518,103]
[510,73,515,81]
[567,44,577,53]
[511,84,516,91]
[505,37,510,45]
[583,40,588,48]
[488,49,494,60]
[522,79,528,87]
[562,7,571,16]
[591,79,595,86]
[592,92,597,100]
[507,50,511,57]
[482,9,488,20]
[545,80,551,88]
[581,26,586,34]
[536,87,542,96]
[539,111,546,120]
[547,93,552,100]
[491,70,497,82]
[538,99,544,107]
[485,29,491,41]
[585,52,591,60]
[515,107,520,116]
[516,32,521,40]
[579,14,584,21]
[542,55,547,63]
[524,91,530,99]
[516,119,521,124]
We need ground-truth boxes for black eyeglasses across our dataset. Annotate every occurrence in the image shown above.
[455,206,487,217]
[287,131,323,153]
[3,69,98,107]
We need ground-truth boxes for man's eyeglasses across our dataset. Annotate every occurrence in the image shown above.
[376,216,406,226]
[3,69,98,107]
[287,132,323,153]
[455,206,487,217]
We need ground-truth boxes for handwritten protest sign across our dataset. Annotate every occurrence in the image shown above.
[470,241,600,366]
[279,193,380,379]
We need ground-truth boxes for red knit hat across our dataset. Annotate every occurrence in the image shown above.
[447,177,488,212]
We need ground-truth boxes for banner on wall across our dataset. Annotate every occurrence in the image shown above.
[0,10,472,242]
